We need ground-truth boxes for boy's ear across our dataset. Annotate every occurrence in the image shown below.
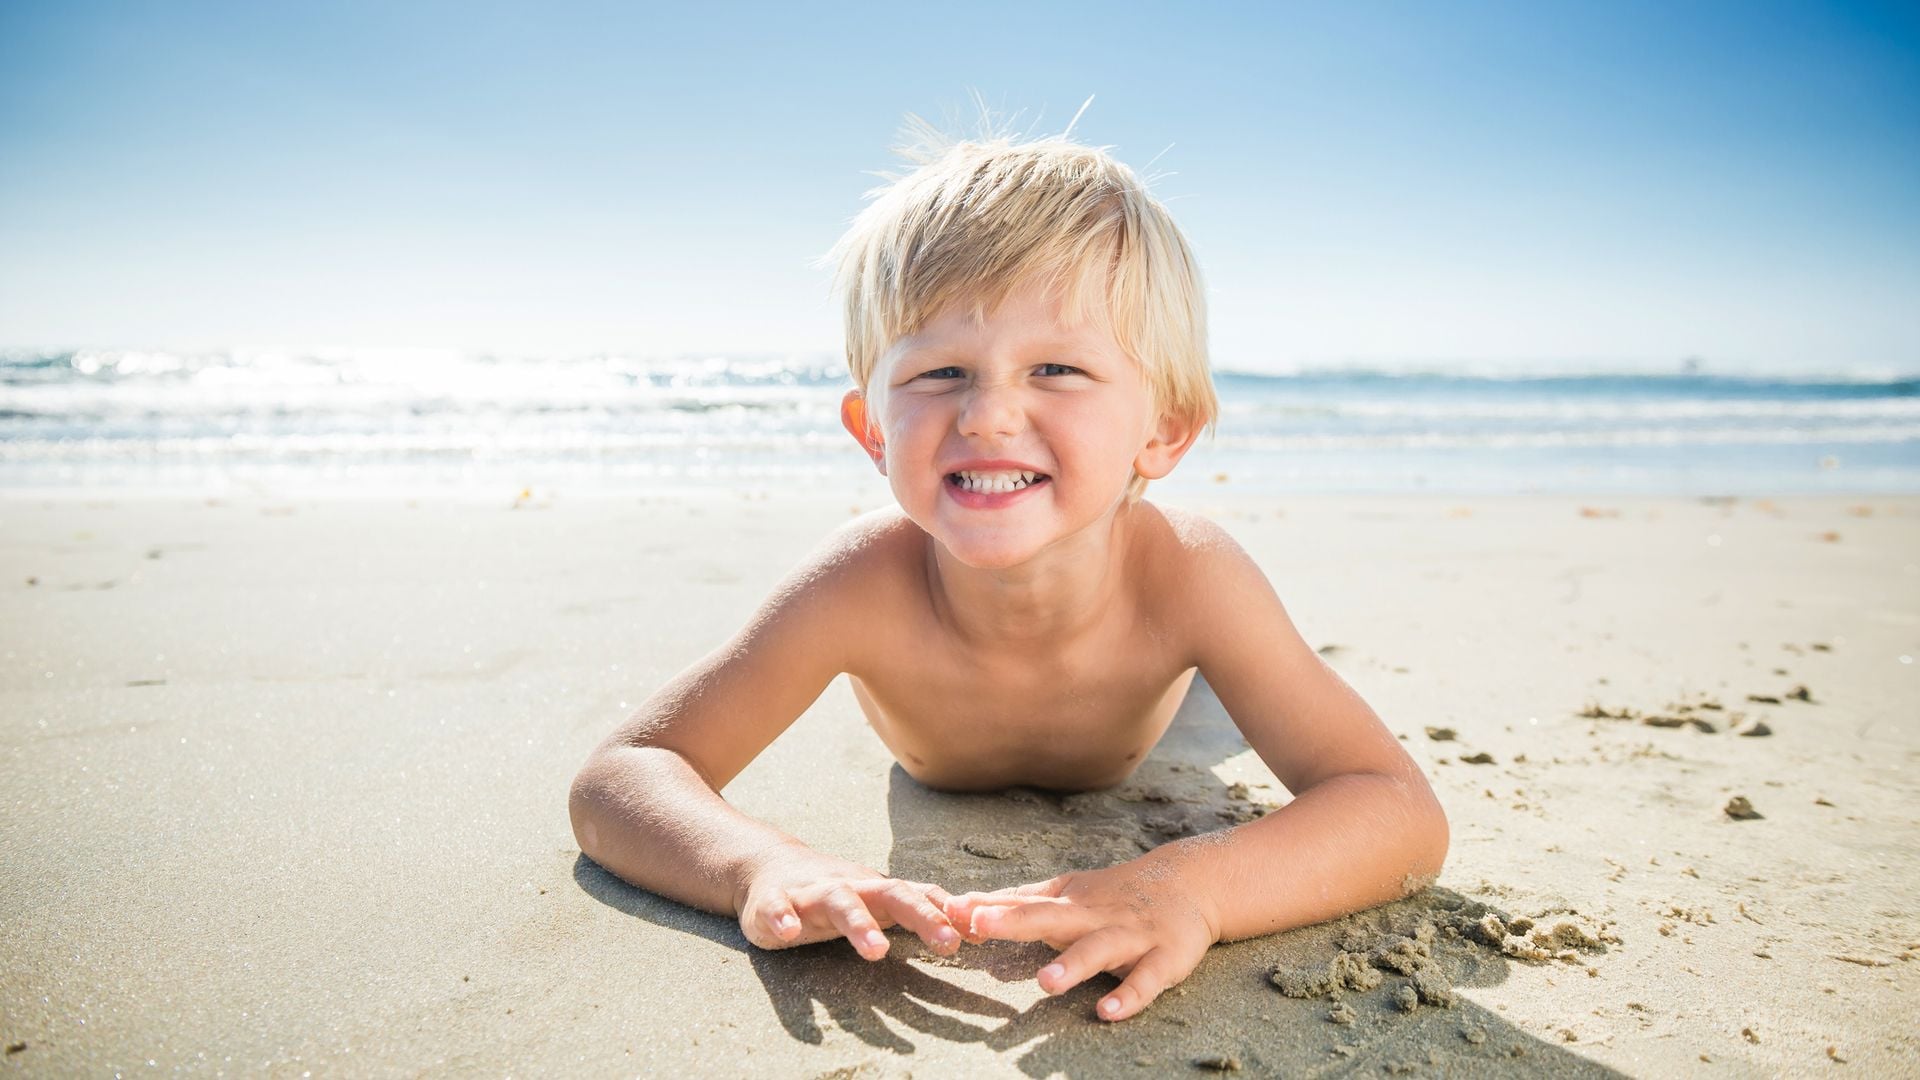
[840,389,887,475]
[1133,410,1204,481]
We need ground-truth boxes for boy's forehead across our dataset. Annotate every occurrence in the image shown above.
[887,290,1117,360]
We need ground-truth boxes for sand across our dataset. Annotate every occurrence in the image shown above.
[2,491,1917,1076]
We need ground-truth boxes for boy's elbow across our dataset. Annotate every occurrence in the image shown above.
[1403,773,1450,881]
[566,744,692,865]
[568,755,614,863]
[570,748,651,865]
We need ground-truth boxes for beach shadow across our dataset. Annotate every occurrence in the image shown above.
[574,676,1625,1076]
[876,674,1626,1077]
[572,853,1029,1055]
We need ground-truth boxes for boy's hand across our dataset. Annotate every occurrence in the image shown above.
[943,851,1222,1021]
[736,844,963,960]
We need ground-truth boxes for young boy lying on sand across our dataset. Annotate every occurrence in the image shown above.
[569,120,1449,1022]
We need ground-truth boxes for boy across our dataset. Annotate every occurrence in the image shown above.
[569,120,1448,1023]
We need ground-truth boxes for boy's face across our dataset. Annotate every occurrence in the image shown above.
[841,281,1195,570]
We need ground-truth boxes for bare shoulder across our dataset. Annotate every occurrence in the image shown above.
[793,506,924,591]
[758,507,925,660]
[1130,501,1264,583]
[1129,502,1279,650]
[1140,501,1247,556]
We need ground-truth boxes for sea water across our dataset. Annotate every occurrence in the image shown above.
[2,347,1915,497]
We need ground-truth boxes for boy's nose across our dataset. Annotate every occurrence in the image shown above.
[956,382,1025,440]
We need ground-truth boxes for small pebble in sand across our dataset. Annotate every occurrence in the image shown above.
[961,837,1019,860]
[1743,1026,1761,1044]
[1460,752,1496,765]
[1462,1026,1487,1045]
[1747,693,1783,705]
[1372,936,1433,976]
[1424,726,1456,741]
[1191,1054,1240,1071]
[1411,969,1456,1007]
[1327,1002,1356,1025]
[1827,1045,1846,1063]
[1739,721,1773,737]
[1394,985,1419,1012]
[1786,684,1814,702]
[1725,796,1764,821]
[1814,796,1835,807]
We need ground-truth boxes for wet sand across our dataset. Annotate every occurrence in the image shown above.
[2,491,1916,1076]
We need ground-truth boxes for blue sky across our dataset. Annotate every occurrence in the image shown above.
[1,0,1915,372]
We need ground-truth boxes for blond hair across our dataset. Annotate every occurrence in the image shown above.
[819,105,1216,501]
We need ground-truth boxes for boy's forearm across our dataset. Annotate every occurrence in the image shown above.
[1164,771,1449,943]
[568,745,804,917]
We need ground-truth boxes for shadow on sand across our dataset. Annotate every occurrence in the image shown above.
[576,677,1623,1077]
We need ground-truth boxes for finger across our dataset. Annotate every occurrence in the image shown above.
[867,881,961,953]
[914,881,958,910]
[1016,876,1070,898]
[942,890,1019,943]
[947,886,1061,919]
[1097,946,1199,1022]
[821,886,891,961]
[945,891,1053,944]
[952,876,1065,905]
[1036,927,1141,996]
[762,891,804,945]
[971,898,1092,944]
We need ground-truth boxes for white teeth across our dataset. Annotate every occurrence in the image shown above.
[953,469,1044,494]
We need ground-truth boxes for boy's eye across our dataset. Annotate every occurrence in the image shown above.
[1037,363,1082,377]
[916,366,964,380]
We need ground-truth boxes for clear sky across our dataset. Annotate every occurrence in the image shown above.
[2,0,1915,372]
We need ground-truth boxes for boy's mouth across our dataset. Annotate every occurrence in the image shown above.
[945,469,1050,495]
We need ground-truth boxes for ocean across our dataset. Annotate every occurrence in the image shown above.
[3,347,1916,498]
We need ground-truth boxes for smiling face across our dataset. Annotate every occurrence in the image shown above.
[841,279,1198,570]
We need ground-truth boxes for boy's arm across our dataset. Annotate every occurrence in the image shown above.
[949,517,1447,1017]
[569,516,958,958]
[1158,518,1450,940]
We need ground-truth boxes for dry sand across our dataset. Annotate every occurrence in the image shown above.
[2,491,1916,1076]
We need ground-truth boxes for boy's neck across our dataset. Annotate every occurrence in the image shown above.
[922,503,1137,650]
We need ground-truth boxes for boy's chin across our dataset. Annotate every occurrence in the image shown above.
[940,544,1041,572]
[919,522,1053,571]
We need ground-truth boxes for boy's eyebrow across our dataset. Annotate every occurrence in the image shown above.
[895,337,1093,361]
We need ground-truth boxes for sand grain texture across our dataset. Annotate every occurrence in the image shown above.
[2,493,1916,1076]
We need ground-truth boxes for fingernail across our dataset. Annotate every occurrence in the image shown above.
[1100,997,1121,1018]
[865,930,887,950]
[775,914,798,933]
[934,928,958,946]
[1039,963,1065,986]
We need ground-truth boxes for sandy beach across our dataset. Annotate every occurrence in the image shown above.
[2,490,1915,1076]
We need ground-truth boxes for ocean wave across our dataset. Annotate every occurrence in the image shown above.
[2,424,1913,465]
